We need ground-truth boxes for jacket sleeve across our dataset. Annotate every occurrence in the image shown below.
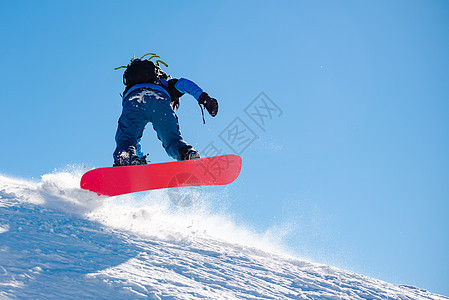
[174,78,204,101]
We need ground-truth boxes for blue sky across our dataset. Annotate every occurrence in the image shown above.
[1,0,448,296]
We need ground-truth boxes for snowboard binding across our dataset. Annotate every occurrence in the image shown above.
[113,151,148,167]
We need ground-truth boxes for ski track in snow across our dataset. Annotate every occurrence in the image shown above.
[0,171,447,299]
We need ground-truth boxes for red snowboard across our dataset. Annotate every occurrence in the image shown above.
[80,154,242,196]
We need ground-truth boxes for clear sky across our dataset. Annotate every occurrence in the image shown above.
[1,0,448,296]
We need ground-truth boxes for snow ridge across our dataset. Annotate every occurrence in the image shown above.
[0,170,447,299]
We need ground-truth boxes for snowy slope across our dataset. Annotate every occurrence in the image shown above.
[0,170,447,299]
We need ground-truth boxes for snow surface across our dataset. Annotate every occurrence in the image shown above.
[0,169,447,299]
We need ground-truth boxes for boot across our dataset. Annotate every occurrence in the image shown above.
[179,146,200,161]
[113,151,148,167]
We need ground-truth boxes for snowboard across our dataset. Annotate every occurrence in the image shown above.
[80,154,242,196]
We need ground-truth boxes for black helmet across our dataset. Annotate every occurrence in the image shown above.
[122,58,168,86]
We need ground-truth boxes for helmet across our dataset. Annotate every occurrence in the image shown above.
[115,53,169,86]
[122,58,168,86]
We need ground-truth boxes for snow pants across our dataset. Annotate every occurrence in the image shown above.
[113,88,190,162]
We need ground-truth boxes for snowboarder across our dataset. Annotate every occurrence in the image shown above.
[112,53,219,167]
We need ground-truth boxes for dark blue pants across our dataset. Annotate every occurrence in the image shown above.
[113,89,190,161]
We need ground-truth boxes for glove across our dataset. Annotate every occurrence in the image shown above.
[198,92,218,117]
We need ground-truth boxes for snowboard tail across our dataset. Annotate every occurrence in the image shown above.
[80,154,242,196]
